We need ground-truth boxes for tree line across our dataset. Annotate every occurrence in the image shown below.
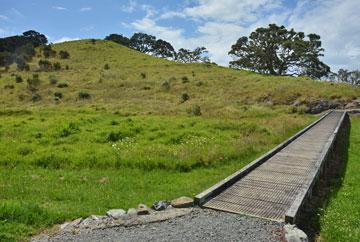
[0,30,48,70]
[1,25,358,85]
[104,32,210,63]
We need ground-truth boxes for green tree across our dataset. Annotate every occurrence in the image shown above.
[153,39,176,59]
[105,34,130,47]
[176,47,210,63]
[129,33,156,54]
[229,24,330,79]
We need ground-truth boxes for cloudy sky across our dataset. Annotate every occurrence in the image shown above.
[0,0,359,71]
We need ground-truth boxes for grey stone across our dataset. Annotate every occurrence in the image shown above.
[106,209,126,219]
[283,224,308,242]
[171,196,194,208]
[127,208,137,216]
[70,218,83,227]
[137,204,150,215]
[60,222,70,230]
[90,215,106,221]
[153,200,170,211]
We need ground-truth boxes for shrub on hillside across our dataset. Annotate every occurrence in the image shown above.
[161,80,171,91]
[78,91,91,100]
[140,72,146,79]
[182,76,189,83]
[38,60,52,71]
[187,105,202,116]
[42,45,56,58]
[54,92,62,99]
[57,83,68,88]
[31,93,41,102]
[53,62,61,70]
[27,74,41,92]
[15,75,23,83]
[59,50,70,59]
[181,93,190,103]
[4,84,14,89]
[49,76,58,85]
[104,64,110,70]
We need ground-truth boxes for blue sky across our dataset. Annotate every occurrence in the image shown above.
[0,0,359,71]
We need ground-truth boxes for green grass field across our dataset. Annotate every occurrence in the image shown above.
[318,117,360,242]
[0,39,359,241]
[0,108,312,241]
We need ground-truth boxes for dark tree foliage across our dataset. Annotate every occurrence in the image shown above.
[153,39,176,59]
[229,24,330,79]
[105,34,130,47]
[59,50,70,59]
[0,30,48,68]
[176,47,210,63]
[22,30,47,47]
[42,45,56,58]
[105,32,209,63]
[38,60,52,71]
[129,32,156,54]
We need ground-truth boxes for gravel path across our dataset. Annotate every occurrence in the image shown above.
[35,208,283,242]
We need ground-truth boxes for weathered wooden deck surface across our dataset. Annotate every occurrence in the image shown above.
[201,111,345,221]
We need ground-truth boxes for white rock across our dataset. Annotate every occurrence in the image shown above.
[127,208,137,216]
[284,224,308,242]
[106,209,126,219]
[60,222,70,230]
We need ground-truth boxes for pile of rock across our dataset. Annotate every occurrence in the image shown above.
[59,196,194,231]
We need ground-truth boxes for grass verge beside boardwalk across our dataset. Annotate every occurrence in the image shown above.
[319,117,360,241]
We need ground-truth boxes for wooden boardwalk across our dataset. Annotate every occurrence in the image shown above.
[196,111,347,222]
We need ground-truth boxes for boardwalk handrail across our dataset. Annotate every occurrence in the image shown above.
[195,111,332,205]
[285,111,348,223]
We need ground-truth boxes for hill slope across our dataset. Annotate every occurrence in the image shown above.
[0,39,359,241]
[0,39,359,117]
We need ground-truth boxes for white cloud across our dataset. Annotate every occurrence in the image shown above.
[0,15,9,21]
[80,7,92,12]
[54,37,80,43]
[288,0,360,71]
[131,18,184,44]
[122,0,137,13]
[127,0,359,70]
[159,11,186,20]
[183,0,282,23]
[53,6,67,11]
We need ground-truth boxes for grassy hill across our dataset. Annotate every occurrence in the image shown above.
[0,39,359,241]
[1,39,359,115]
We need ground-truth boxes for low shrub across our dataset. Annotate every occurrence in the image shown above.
[181,93,190,103]
[31,93,41,102]
[78,91,91,100]
[4,84,14,89]
[182,76,189,83]
[161,81,171,91]
[188,105,202,116]
[49,76,58,85]
[38,60,52,71]
[59,50,70,59]
[103,64,110,70]
[140,72,146,79]
[57,83,68,88]
[54,92,62,99]
[15,75,23,83]
[53,62,61,70]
